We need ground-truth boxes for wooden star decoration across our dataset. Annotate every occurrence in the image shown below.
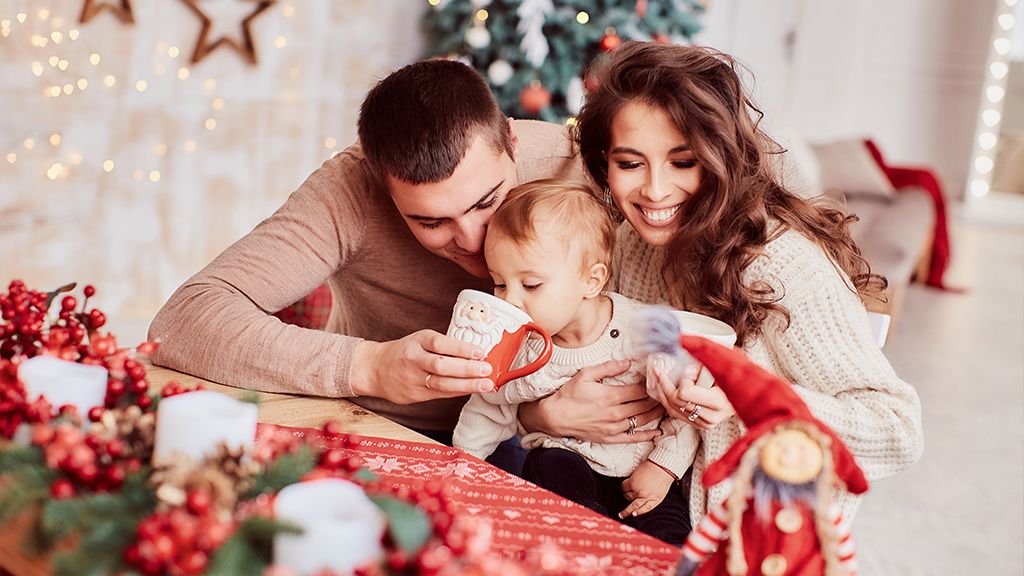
[180,0,275,66]
[79,0,135,24]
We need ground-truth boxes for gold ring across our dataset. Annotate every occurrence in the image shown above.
[627,416,637,435]
[424,373,433,390]
[687,405,702,422]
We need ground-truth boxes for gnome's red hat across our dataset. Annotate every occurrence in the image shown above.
[679,335,868,495]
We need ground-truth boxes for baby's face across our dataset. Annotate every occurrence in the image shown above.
[484,225,592,339]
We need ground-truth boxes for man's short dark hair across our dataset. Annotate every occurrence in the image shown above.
[358,60,514,185]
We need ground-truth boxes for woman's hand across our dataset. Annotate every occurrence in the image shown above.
[649,363,735,431]
[619,460,675,518]
[518,360,665,443]
[350,331,495,404]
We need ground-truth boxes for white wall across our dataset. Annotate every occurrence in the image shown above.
[697,0,996,199]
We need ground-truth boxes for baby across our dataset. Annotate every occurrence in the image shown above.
[453,178,698,545]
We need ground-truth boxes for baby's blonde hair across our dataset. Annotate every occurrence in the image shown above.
[488,178,615,274]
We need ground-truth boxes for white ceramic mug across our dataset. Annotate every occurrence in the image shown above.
[672,311,737,388]
[447,289,553,389]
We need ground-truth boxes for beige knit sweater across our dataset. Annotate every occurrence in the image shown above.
[612,222,924,527]
[453,293,699,478]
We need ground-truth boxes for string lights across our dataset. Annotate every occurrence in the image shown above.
[967,0,1020,199]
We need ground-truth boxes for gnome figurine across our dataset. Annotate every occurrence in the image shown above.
[669,335,868,576]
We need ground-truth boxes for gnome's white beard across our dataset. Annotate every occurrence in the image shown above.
[451,313,507,354]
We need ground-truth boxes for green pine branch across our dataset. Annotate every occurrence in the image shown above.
[206,517,302,576]
[244,444,316,499]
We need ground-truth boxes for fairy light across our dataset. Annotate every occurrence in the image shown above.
[46,163,64,181]
[136,80,147,92]
[476,9,488,21]
[16,13,26,24]
[205,118,217,130]
[168,46,180,58]
[324,137,337,149]
[90,53,101,65]
[212,98,224,110]
[62,84,73,95]
[283,4,295,17]
[50,31,63,44]
[49,133,61,146]
[576,11,590,24]
[23,138,35,150]
[204,78,216,91]
[6,153,16,164]
[32,62,43,76]
[48,56,59,67]
[47,86,61,97]
[183,140,196,152]
[967,0,1018,201]
[77,78,88,90]
[428,0,440,6]
[102,160,114,172]
[38,9,50,20]
[148,170,161,182]
[68,29,79,40]
[104,75,116,87]
[275,36,287,48]
[58,59,68,71]
[31,35,48,47]
[155,144,168,156]
[70,153,83,165]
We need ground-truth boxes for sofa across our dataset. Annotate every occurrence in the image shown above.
[778,134,948,336]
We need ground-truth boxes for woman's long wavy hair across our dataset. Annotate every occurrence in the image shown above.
[575,42,886,346]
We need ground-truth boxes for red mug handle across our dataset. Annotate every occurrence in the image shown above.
[496,322,553,387]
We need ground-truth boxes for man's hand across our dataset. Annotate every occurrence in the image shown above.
[518,360,665,443]
[350,330,495,404]
[619,459,675,518]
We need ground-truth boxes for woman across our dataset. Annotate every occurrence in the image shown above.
[525,41,923,526]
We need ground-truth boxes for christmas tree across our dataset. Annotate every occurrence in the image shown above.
[423,0,705,122]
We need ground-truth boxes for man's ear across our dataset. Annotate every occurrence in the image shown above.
[583,262,609,299]
[507,117,519,159]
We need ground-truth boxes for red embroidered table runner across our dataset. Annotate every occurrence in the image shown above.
[258,423,680,575]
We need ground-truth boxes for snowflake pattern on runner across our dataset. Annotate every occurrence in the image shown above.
[260,424,681,576]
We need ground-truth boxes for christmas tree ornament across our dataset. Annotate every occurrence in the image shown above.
[79,0,134,24]
[636,0,649,18]
[600,27,623,52]
[517,0,554,68]
[470,0,492,6]
[630,330,868,576]
[179,0,275,66]
[566,76,586,115]
[488,59,515,86]
[464,22,492,49]
[519,80,551,115]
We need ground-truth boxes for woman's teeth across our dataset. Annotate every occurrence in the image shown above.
[640,205,680,222]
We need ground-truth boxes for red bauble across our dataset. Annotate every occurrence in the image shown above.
[600,32,622,52]
[519,83,551,115]
[51,478,76,499]
[653,33,671,44]
[186,489,212,515]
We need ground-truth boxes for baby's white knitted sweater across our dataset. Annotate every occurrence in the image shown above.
[453,292,699,479]
[612,222,924,527]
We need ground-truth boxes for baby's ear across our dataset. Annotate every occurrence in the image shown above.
[583,262,609,299]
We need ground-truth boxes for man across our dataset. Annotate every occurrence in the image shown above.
[149,60,662,442]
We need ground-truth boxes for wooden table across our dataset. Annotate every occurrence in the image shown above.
[0,363,438,576]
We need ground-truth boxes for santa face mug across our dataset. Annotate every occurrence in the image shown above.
[447,289,553,389]
[672,311,737,388]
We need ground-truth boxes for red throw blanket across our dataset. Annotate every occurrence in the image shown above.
[864,139,954,289]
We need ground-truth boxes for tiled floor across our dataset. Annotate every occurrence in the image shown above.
[854,217,1024,574]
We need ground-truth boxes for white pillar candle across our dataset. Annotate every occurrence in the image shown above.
[18,355,108,416]
[152,390,258,465]
[273,479,386,575]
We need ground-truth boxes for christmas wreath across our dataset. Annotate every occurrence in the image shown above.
[0,281,574,576]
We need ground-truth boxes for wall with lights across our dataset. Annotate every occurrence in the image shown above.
[0,0,426,334]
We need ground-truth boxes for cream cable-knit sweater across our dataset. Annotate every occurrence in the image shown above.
[453,293,699,478]
[612,222,924,527]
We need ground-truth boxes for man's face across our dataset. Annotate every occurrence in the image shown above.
[388,132,518,278]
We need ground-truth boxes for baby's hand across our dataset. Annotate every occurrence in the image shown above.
[619,460,676,518]
[646,357,699,398]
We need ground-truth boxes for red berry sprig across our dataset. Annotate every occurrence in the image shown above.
[124,504,235,576]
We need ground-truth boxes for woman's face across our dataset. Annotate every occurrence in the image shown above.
[607,101,703,247]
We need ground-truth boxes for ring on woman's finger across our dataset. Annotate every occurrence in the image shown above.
[626,415,638,435]
[687,405,702,422]
[680,402,696,413]
[424,373,433,390]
